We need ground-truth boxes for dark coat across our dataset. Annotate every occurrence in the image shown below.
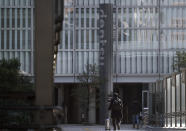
[131,100,141,115]
[108,96,123,119]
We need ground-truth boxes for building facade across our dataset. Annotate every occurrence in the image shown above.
[0,0,186,124]
[56,0,186,83]
[0,0,34,74]
[56,0,186,123]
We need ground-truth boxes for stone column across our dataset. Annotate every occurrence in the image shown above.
[35,0,54,124]
[57,85,63,106]
[99,4,113,124]
[89,88,96,124]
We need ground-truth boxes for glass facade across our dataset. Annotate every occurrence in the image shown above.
[55,0,186,83]
[0,0,34,74]
[0,0,185,78]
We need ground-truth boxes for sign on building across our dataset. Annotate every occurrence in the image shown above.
[99,4,113,124]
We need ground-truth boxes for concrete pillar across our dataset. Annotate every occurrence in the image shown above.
[77,93,81,123]
[89,88,96,124]
[74,86,81,123]
[57,86,63,106]
[35,0,54,124]
[99,4,113,124]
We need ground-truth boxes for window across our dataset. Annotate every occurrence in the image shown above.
[91,8,95,27]
[20,0,25,6]
[7,30,9,49]
[12,30,15,49]
[75,30,78,49]
[64,0,73,6]
[6,0,10,6]
[91,30,94,49]
[70,8,73,27]
[0,0,4,5]
[16,0,20,6]
[86,30,89,49]
[65,30,68,49]
[75,8,79,27]
[1,9,4,28]
[81,30,84,49]
[86,8,89,27]
[17,9,20,28]
[81,8,84,27]
[7,9,10,28]
[12,0,15,6]
[27,0,31,6]
[22,30,25,49]
[28,9,31,27]
[1,31,4,49]
[17,30,20,49]
[12,9,15,28]
[23,9,26,28]
[171,32,186,41]
[70,30,73,49]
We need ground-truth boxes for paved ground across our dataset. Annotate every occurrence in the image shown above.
[60,124,145,131]
[59,124,183,131]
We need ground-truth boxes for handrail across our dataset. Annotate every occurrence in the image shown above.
[142,111,186,127]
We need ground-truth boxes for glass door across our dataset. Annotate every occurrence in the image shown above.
[142,90,149,125]
[142,90,149,110]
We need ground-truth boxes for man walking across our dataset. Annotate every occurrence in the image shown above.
[108,92,123,130]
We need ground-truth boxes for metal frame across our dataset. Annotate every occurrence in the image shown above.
[142,90,149,110]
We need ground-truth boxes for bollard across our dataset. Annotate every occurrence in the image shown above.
[105,118,110,130]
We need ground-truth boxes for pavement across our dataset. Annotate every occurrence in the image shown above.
[59,124,185,131]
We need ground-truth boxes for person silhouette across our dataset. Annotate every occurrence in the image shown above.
[108,92,123,130]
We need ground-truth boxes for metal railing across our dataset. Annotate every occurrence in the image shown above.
[142,111,186,128]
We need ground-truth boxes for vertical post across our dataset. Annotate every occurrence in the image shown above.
[185,70,186,127]
[174,75,176,127]
[155,81,158,126]
[158,0,161,79]
[99,4,113,124]
[180,73,182,127]
[89,88,96,123]
[166,78,168,127]
[35,0,54,124]
[164,79,167,127]
[170,76,173,127]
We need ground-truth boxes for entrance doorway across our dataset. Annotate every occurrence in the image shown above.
[114,83,143,124]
